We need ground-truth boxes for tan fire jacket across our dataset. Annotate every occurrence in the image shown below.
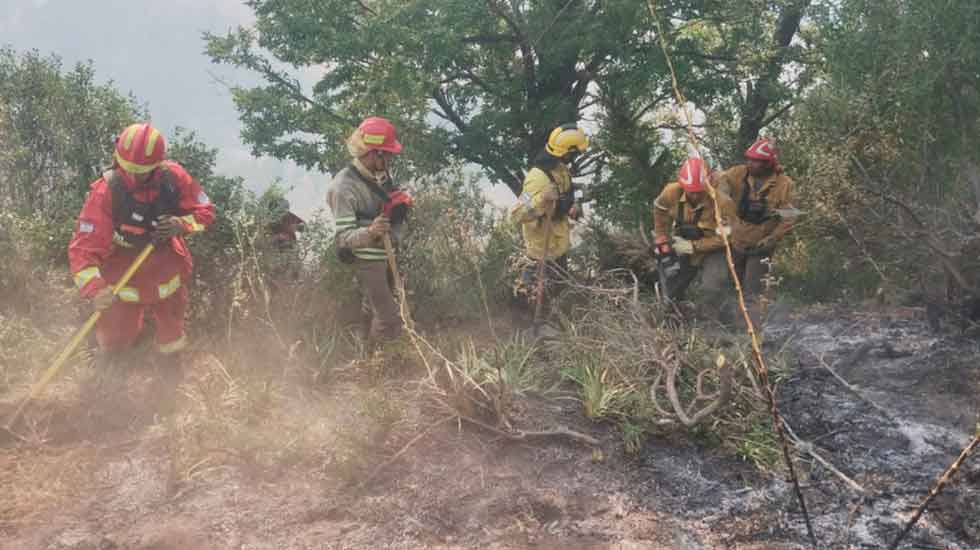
[326,163,403,261]
[653,182,736,265]
[712,165,794,251]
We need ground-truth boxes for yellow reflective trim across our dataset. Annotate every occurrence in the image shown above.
[158,274,181,299]
[122,125,138,150]
[180,214,204,233]
[157,334,187,354]
[117,286,140,302]
[362,133,385,145]
[353,249,387,260]
[74,266,101,289]
[144,128,161,156]
[114,151,160,174]
[112,231,135,248]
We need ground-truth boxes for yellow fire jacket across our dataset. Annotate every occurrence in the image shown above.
[509,164,573,261]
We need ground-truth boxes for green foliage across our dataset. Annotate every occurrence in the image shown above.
[561,353,632,421]
[770,0,980,302]
[398,178,520,323]
[0,48,146,217]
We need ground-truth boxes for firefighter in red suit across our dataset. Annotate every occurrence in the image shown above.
[68,123,215,359]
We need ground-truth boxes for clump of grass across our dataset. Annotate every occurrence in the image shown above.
[548,281,777,464]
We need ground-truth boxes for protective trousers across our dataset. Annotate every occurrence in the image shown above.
[667,251,729,307]
[95,286,188,354]
[512,254,569,329]
[733,251,771,301]
[355,258,401,341]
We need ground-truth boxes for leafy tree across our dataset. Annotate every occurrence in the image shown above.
[0,48,146,216]
[772,0,980,302]
[206,1,816,228]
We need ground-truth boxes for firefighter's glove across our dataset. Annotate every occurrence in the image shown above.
[671,236,695,256]
[368,214,391,240]
[92,286,115,312]
[749,236,776,256]
[154,215,188,241]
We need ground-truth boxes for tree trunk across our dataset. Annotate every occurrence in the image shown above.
[735,0,811,154]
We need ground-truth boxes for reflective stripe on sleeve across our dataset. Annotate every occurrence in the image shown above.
[117,286,140,302]
[353,247,388,261]
[73,266,102,289]
[158,274,181,299]
[335,216,358,229]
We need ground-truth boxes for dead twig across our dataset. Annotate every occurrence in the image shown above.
[356,415,456,489]
[888,432,980,549]
[782,419,867,495]
[650,353,734,427]
[458,414,600,446]
[816,354,898,424]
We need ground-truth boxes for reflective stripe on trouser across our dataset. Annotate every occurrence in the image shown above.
[354,258,401,340]
[95,285,189,353]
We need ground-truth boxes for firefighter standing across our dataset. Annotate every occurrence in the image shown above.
[326,117,413,345]
[652,157,736,320]
[509,123,588,324]
[68,123,215,364]
[712,138,795,302]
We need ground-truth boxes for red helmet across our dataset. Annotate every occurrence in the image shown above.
[745,138,777,163]
[678,157,708,193]
[114,123,166,174]
[358,117,402,154]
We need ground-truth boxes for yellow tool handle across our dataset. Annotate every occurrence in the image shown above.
[5,244,155,431]
[382,234,403,294]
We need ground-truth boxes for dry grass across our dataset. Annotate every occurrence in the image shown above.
[543,275,783,466]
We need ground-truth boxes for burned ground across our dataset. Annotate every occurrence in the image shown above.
[1,306,977,550]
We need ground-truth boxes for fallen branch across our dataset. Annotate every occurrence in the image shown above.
[459,414,600,446]
[816,354,898,424]
[355,415,456,489]
[888,433,980,549]
[650,353,734,427]
[782,419,868,495]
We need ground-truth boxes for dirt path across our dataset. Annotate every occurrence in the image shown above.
[1,307,977,550]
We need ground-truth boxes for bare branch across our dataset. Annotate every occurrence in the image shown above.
[650,353,734,427]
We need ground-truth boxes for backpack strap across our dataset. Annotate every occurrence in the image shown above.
[675,196,703,228]
[738,170,772,222]
[349,163,391,204]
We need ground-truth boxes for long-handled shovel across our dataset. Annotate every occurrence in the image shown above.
[3,243,155,439]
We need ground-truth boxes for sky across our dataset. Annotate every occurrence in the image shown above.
[0,0,328,218]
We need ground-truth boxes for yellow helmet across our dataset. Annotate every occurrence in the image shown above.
[545,123,589,157]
